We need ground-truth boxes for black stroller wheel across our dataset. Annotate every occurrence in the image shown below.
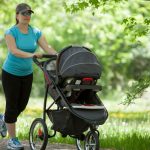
[29,118,48,150]
[76,134,85,150]
[84,131,99,150]
[76,139,85,150]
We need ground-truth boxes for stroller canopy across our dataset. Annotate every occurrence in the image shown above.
[57,46,102,79]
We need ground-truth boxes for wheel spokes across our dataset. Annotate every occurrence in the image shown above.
[85,131,99,150]
[29,118,48,150]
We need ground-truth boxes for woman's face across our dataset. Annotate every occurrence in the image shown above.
[16,11,32,25]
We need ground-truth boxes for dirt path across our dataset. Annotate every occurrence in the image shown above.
[1,139,76,150]
[0,139,112,150]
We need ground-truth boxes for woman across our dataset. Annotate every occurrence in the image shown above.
[2,3,57,150]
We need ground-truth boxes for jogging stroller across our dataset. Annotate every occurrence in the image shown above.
[29,46,108,150]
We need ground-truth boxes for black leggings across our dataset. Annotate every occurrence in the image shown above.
[2,70,33,123]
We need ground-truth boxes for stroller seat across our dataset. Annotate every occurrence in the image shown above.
[60,77,103,109]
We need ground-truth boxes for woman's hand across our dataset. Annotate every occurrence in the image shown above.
[33,53,43,58]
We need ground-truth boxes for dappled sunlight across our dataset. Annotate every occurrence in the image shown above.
[104,97,150,112]
[110,111,150,120]
[24,108,42,117]
[0,95,150,149]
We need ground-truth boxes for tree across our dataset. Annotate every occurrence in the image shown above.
[0,0,149,101]
[64,0,150,104]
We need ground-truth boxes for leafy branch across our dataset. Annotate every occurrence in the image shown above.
[64,0,127,13]
[123,73,150,105]
[122,17,150,38]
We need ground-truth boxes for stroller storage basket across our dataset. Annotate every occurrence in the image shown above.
[47,109,89,135]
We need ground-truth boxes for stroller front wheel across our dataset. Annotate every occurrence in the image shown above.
[84,131,99,150]
[76,134,85,150]
[29,118,48,150]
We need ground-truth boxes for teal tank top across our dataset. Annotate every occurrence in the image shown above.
[3,25,42,76]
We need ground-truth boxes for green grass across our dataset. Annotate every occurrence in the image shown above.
[0,94,150,150]
[100,111,150,150]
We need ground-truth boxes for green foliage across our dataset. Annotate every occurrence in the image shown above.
[64,0,127,13]
[65,0,150,103]
[0,0,149,101]
[123,17,150,39]
[124,75,150,105]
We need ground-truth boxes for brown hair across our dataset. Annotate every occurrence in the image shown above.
[16,12,19,25]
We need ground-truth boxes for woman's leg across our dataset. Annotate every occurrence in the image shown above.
[2,71,33,139]
[17,73,33,116]
[6,123,16,138]
[2,70,21,138]
[1,70,33,150]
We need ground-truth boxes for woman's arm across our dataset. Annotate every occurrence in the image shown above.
[38,35,57,55]
[5,34,34,58]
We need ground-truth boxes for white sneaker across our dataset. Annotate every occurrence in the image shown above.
[7,138,24,150]
[0,114,7,137]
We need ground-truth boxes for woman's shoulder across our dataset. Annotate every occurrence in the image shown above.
[6,25,17,32]
[5,25,18,36]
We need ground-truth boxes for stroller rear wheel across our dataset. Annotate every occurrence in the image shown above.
[84,131,99,150]
[29,118,48,150]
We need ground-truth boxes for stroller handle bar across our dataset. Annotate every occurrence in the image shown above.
[33,54,57,66]
[41,54,57,58]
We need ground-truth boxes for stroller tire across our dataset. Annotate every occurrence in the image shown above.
[76,134,85,150]
[29,118,48,150]
[84,131,99,150]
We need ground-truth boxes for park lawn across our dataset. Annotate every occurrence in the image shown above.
[0,95,150,150]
